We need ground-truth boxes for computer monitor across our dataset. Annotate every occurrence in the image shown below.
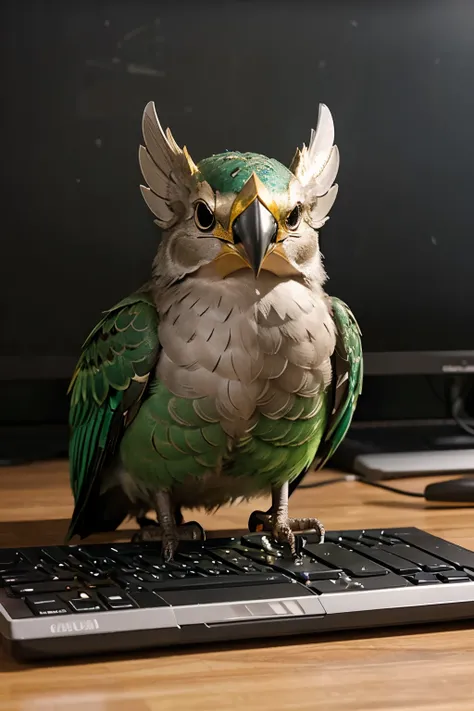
[3,0,474,382]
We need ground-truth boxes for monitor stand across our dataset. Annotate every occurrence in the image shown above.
[329,421,474,480]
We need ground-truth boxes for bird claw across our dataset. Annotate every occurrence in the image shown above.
[131,521,206,560]
[248,511,325,548]
[272,520,297,556]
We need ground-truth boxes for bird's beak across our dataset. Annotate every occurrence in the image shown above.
[232,199,278,277]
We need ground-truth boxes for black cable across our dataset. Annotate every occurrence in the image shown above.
[450,376,474,436]
[425,375,448,411]
[355,478,425,498]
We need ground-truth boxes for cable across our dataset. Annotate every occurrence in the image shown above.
[355,478,425,498]
[425,375,448,411]
[450,376,474,436]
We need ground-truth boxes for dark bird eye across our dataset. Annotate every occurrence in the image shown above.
[286,203,302,231]
[194,201,216,231]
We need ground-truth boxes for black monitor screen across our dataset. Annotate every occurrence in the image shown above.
[2,0,474,376]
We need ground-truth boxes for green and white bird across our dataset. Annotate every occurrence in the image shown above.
[67,101,362,559]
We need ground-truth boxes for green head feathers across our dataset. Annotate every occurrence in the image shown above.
[197,152,294,194]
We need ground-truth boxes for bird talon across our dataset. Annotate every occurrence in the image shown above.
[248,511,325,543]
[272,522,296,556]
[162,535,179,562]
[131,521,206,559]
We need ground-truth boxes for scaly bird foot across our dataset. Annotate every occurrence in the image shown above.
[248,511,325,548]
[131,521,207,561]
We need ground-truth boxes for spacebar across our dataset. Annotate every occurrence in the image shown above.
[146,572,288,591]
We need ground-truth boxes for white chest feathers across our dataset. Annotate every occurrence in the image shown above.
[155,271,336,437]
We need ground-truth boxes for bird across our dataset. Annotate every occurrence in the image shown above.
[66,100,363,560]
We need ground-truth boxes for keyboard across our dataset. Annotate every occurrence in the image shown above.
[2,527,474,661]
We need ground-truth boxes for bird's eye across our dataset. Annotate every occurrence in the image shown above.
[194,201,216,232]
[285,203,302,231]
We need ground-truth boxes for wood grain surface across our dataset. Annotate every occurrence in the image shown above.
[1,460,474,710]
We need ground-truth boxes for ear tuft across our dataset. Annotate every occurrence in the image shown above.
[289,103,340,227]
[139,101,198,228]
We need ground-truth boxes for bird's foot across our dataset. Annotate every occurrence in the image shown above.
[248,511,325,553]
[131,521,206,561]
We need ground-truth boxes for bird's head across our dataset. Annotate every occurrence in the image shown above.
[140,101,339,287]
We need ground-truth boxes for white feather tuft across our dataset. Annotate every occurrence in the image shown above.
[290,103,340,223]
[139,101,195,227]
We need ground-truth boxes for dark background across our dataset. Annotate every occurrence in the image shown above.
[3,0,474,370]
[2,0,474,458]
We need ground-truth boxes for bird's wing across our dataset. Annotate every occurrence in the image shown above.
[288,297,362,495]
[67,291,160,540]
[314,297,363,469]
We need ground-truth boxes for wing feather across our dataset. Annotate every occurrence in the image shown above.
[288,297,363,496]
[67,291,160,540]
[314,297,363,469]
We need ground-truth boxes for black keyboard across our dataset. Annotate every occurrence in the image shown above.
[2,527,474,661]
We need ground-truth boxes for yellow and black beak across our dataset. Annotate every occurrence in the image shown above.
[232,199,278,276]
[212,172,292,278]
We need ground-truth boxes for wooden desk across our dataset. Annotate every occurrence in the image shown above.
[1,461,474,710]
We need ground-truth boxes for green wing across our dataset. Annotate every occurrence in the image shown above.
[67,291,160,540]
[314,296,363,469]
[287,296,362,497]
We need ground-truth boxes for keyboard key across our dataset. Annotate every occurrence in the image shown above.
[68,597,104,613]
[438,570,472,583]
[137,552,167,567]
[49,566,78,581]
[342,542,421,575]
[211,548,272,573]
[240,534,288,556]
[379,544,453,573]
[175,551,209,563]
[131,570,173,584]
[2,571,51,585]
[147,572,287,592]
[113,573,148,589]
[8,580,79,596]
[361,530,402,545]
[236,545,341,582]
[268,555,342,582]
[25,594,70,616]
[97,587,137,610]
[19,548,51,567]
[325,531,381,547]
[84,547,138,572]
[304,543,389,577]
[395,531,474,569]
[0,550,23,571]
[39,546,75,566]
[187,557,236,576]
[310,572,409,594]
[59,590,105,613]
[406,572,441,585]
[77,573,116,588]
[234,546,283,566]
[128,590,169,608]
